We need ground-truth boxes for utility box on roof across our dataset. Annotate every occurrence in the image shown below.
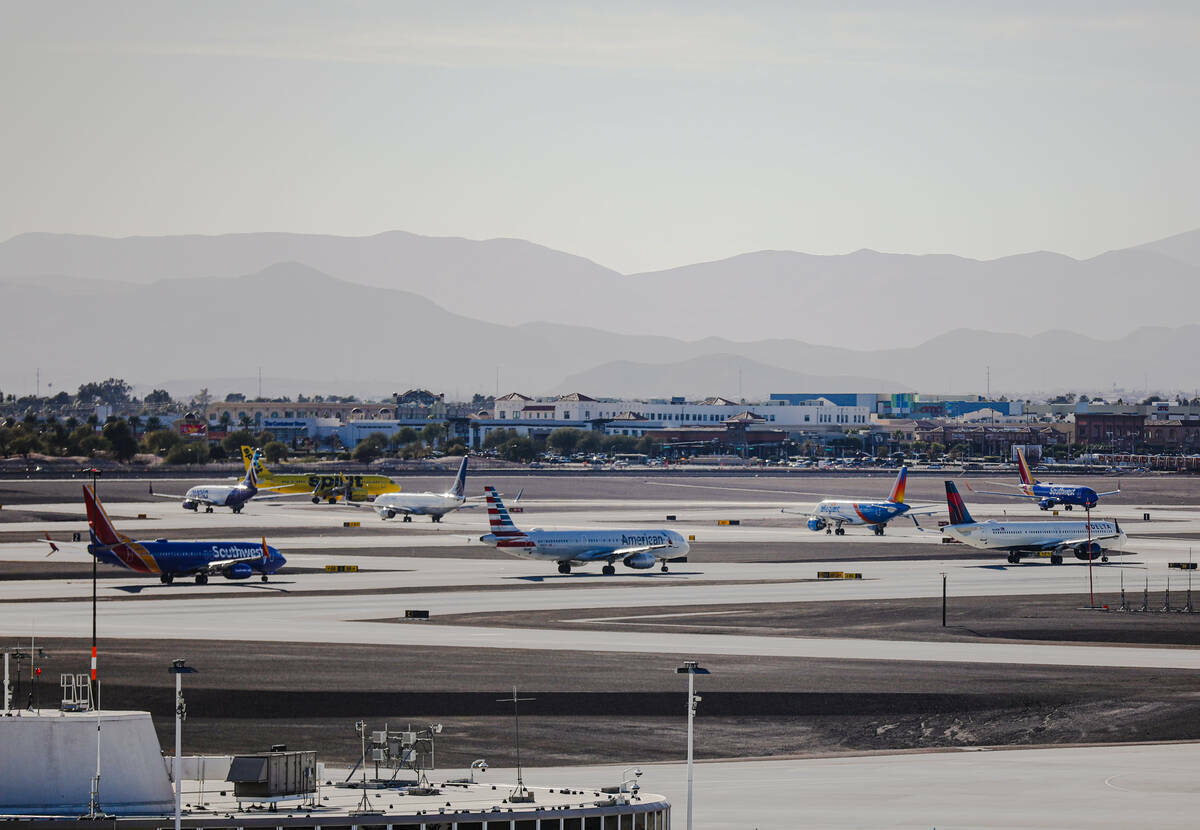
[226,750,316,799]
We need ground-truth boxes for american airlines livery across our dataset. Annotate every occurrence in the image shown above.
[479,486,689,574]
[965,448,1120,511]
[803,467,938,536]
[45,485,286,584]
[942,480,1125,565]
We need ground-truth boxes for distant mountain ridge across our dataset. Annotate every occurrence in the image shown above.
[1,261,1196,399]
[3,228,1199,349]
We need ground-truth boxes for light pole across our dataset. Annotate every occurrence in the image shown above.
[82,467,101,701]
[168,659,196,830]
[676,661,709,830]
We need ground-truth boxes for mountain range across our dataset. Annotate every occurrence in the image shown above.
[1,254,1197,400]
[3,228,1200,351]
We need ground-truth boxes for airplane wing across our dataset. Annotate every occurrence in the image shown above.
[147,483,221,506]
[902,505,941,516]
[1036,532,1124,550]
[1095,488,1121,497]
[575,543,674,561]
[963,480,1038,499]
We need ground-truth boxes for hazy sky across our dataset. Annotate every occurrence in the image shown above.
[2,2,1197,273]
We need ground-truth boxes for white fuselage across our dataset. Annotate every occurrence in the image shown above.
[501,529,689,563]
[184,485,238,506]
[373,491,464,518]
[943,519,1125,551]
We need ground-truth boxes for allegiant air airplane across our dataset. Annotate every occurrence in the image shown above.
[802,467,938,535]
[45,486,286,584]
[966,448,1120,510]
[942,481,1125,565]
[240,446,402,503]
[479,486,688,574]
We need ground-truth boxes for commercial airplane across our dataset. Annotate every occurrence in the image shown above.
[801,467,938,536]
[150,448,290,513]
[479,486,688,574]
[239,446,402,504]
[942,481,1125,565]
[45,485,286,584]
[359,456,473,522]
[965,448,1120,510]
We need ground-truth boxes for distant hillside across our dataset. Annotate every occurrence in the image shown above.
[1,262,1197,399]
[3,229,1198,349]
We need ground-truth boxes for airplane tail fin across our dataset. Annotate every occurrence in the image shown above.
[449,456,469,499]
[944,481,975,526]
[484,486,524,536]
[241,449,262,489]
[887,466,908,503]
[82,485,125,546]
[242,445,269,480]
[1016,448,1036,486]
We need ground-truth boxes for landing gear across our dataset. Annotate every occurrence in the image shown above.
[1007,552,1021,564]
[205,506,214,513]
[402,515,412,523]
[1050,554,1064,565]
[1101,555,1109,563]
[432,515,441,523]
[873,525,885,536]
[825,527,832,535]
[312,496,321,504]
[602,564,616,576]
[1065,504,1073,511]
[326,497,338,505]
[261,574,269,582]
[661,563,670,573]
[557,562,572,575]
[232,504,243,514]
[160,574,174,584]
[834,527,846,536]
[195,573,209,585]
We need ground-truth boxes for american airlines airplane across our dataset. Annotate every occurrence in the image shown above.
[365,456,472,522]
[966,448,1120,511]
[479,486,689,574]
[802,467,938,536]
[942,481,1126,565]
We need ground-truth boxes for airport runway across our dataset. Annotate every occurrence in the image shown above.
[2,472,1199,769]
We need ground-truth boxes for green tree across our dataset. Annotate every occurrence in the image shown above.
[353,433,388,463]
[165,441,210,464]
[548,427,586,455]
[142,429,182,455]
[144,389,172,407]
[420,422,447,447]
[9,432,42,458]
[442,442,468,457]
[77,378,133,406]
[222,429,257,455]
[601,434,639,454]
[263,441,289,463]
[102,419,139,462]
[483,428,519,451]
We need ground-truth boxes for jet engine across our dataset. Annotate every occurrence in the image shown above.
[806,517,827,532]
[623,552,657,569]
[1038,498,1057,511]
[224,562,254,580]
[1073,541,1103,560]
[182,500,198,511]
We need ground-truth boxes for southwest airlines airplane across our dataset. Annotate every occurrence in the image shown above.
[966,448,1120,510]
[45,485,286,584]
[479,486,688,574]
[942,481,1125,565]
[803,467,938,535]
[357,456,473,522]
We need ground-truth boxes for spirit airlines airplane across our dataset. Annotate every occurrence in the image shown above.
[150,449,292,513]
[479,486,688,574]
[802,467,938,536]
[966,448,1120,511]
[45,486,286,584]
[942,481,1125,565]
[239,446,402,504]
[356,456,473,522]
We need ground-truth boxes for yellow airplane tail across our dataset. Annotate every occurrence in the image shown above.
[240,445,274,482]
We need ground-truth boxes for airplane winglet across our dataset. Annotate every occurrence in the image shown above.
[43,531,59,556]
